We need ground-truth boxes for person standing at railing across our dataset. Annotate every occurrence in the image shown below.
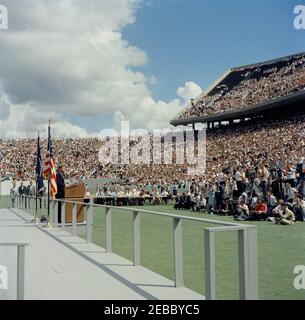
[18,181,27,209]
[26,181,36,197]
[10,181,18,208]
[55,165,65,223]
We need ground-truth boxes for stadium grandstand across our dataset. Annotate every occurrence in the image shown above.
[171,51,305,128]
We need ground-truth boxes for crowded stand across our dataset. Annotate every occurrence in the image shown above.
[176,53,305,120]
[1,114,305,223]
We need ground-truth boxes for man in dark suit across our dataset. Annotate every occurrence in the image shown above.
[56,165,65,223]
[18,181,27,208]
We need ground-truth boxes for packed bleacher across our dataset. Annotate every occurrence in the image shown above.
[176,53,305,120]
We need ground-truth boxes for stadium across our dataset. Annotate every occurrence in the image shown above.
[0,1,304,304]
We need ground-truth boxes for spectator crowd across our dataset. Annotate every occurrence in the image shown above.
[1,113,305,224]
[177,54,305,119]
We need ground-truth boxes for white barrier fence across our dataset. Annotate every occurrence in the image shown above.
[16,194,259,300]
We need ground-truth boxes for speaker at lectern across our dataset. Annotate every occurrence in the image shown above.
[64,182,86,223]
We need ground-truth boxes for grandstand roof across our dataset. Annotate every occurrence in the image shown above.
[171,51,305,127]
[171,90,305,126]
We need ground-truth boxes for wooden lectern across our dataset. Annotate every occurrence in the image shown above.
[64,182,86,223]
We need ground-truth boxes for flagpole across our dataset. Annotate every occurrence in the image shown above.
[35,131,39,223]
[48,177,50,219]
[35,139,38,222]
[47,120,51,227]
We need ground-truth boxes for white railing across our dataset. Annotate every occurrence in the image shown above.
[16,195,259,300]
[0,242,28,300]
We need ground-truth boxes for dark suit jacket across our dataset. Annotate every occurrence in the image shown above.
[18,186,27,195]
[56,171,65,199]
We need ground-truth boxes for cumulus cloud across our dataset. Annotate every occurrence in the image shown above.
[0,95,10,120]
[0,0,202,137]
[177,82,202,102]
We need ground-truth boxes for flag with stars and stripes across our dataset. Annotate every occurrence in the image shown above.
[44,124,57,198]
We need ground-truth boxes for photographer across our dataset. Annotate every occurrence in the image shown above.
[282,163,296,188]
[270,163,284,199]
[296,157,305,197]
[272,201,295,225]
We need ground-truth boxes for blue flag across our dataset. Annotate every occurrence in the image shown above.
[36,135,44,193]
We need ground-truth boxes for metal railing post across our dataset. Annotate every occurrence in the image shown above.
[52,200,57,227]
[72,203,77,236]
[27,197,30,213]
[173,217,184,287]
[42,196,45,218]
[238,227,259,300]
[204,229,216,300]
[17,245,26,300]
[105,207,112,253]
[32,197,35,216]
[50,200,55,225]
[86,201,93,243]
[133,211,141,266]
[61,201,66,231]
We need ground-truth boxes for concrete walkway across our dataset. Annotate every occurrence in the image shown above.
[0,208,204,300]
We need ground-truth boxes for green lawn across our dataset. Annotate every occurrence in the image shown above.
[90,205,305,300]
[0,195,10,209]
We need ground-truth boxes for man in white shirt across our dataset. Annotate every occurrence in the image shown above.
[259,163,269,198]
[267,191,277,217]
[285,183,295,203]
[10,182,18,208]
[234,167,244,197]
[235,200,250,221]
[283,163,296,188]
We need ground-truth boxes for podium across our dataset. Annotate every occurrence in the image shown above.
[64,182,86,223]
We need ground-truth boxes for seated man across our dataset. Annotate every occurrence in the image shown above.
[272,201,296,225]
[246,199,268,221]
[234,200,250,221]
[174,194,184,210]
[182,192,193,210]
[293,195,305,222]
[278,204,296,225]
[194,193,206,212]
[268,199,284,222]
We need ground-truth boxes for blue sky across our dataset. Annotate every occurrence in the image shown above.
[124,0,305,101]
[1,0,304,137]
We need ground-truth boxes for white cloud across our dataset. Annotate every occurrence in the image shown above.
[177,82,202,102]
[0,95,10,119]
[0,0,202,137]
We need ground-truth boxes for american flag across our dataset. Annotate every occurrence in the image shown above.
[44,124,57,198]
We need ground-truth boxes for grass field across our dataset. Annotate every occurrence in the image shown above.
[90,204,305,300]
[1,195,304,300]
